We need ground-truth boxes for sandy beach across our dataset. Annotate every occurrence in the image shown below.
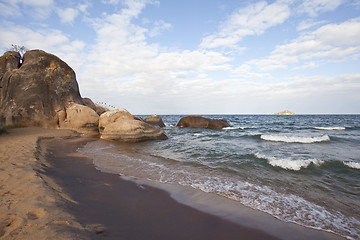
[0,127,346,240]
[0,127,87,239]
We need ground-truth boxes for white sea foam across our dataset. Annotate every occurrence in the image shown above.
[194,133,203,137]
[343,161,360,169]
[223,126,248,130]
[255,153,324,171]
[314,127,346,131]
[260,134,330,143]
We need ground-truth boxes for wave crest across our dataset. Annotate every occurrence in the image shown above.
[314,127,346,131]
[343,161,360,170]
[255,153,324,171]
[260,134,330,143]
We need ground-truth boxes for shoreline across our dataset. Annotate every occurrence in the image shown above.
[0,127,347,239]
[42,134,282,240]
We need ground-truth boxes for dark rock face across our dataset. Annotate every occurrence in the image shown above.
[144,115,165,128]
[176,116,231,130]
[0,50,83,127]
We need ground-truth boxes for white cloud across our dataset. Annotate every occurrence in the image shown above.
[0,24,85,70]
[298,0,344,17]
[238,18,360,73]
[57,7,79,24]
[0,2,21,17]
[297,19,326,31]
[200,1,290,49]
[80,1,232,102]
[148,20,172,37]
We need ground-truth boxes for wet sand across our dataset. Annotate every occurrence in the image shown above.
[42,136,283,240]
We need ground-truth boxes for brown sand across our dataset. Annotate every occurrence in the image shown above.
[0,127,346,240]
[0,127,87,239]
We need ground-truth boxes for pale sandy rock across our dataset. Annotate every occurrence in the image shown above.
[98,108,135,133]
[60,103,99,135]
[100,120,168,142]
[144,115,165,128]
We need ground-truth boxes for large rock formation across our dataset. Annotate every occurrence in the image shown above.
[0,50,83,127]
[59,103,99,135]
[100,120,168,142]
[144,115,165,128]
[176,116,231,130]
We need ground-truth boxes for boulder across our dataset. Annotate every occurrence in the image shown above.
[100,120,168,142]
[82,97,107,115]
[0,50,83,127]
[59,103,99,134]
[98,108,136,133]
[176,116,231,130]
[144,115,165,128]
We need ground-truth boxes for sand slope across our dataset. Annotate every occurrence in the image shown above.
[0,127,84,240]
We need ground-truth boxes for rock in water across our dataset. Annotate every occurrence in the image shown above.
[0,50,83,127]
[100,120,168,142]
[144,115,165,128]
[176,116,231,130]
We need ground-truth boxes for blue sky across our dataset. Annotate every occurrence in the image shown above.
[1,0,360,114]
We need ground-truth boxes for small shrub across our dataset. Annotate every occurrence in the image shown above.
[3,124,24,129]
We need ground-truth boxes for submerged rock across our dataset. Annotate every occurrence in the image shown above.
[176,116,231,130]
[100,120,168,142]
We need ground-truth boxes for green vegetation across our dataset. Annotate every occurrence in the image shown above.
[0,124,24,135]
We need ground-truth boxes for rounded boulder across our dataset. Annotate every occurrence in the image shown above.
[100,120,168,142]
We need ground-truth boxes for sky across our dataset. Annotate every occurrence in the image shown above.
[1,0,360,114]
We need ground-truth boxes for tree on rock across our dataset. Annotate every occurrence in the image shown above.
[9,44,28,64]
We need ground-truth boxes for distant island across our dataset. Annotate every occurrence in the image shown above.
[274,110,295,115]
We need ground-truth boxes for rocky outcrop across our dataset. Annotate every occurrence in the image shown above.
[100,120,168,142]
[176,116,231,130]
[59,103,99,135]
[274,110,295,115]
[98,108,135,134]
[0,50,83,128]
[144,115,165,128]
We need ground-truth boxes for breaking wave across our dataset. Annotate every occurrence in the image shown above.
[343,161,360,170]
[314,127,346,131]
[260,134,330,143]
[255,153,324,171]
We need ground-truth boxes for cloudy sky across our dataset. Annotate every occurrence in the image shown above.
[1,0,360,114]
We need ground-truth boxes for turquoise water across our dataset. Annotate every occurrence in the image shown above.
[79,115,360,239]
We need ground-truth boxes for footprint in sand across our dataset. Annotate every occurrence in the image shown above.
[0,215,23,238]
[27,208,46,220]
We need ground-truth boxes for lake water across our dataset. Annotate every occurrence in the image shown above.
[78,115,360,240]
